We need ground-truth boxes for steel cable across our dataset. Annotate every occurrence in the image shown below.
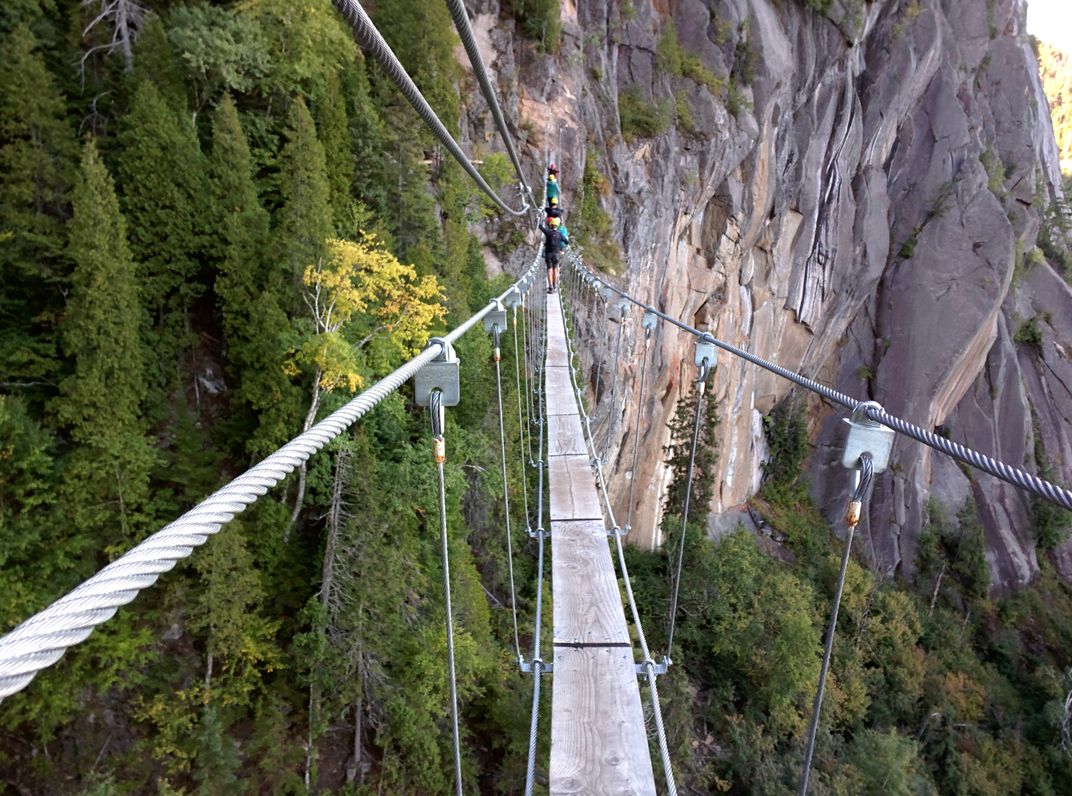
[624,330,652,534]
[523,293,549,796]
[331,0,528,216]
[666,364,707,660]
[492,327,523,663]
[0,268,536,699]
[799,454,875,796]
[566,252,1072,512]
[429,390,464,796]
[443,0,536,212]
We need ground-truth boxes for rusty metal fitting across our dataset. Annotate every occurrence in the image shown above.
[433,437,446,463]
[493,347,500,362]
[846,499,862,528]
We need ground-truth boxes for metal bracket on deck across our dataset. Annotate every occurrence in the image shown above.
[636,656,671,677]
[520,658,553,674]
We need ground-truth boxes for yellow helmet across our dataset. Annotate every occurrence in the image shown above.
[549,216,561,227]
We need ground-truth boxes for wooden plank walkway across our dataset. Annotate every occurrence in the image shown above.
[544,292,656,795]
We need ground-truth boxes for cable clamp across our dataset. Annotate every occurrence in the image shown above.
[520,658,553,674]
[695,335,717,374]
[636,656,670,677]
[606,526,626,538]
[414,338,460,406]
[527,526,549,540]
[842,401,894,474]
[641,309,659,332]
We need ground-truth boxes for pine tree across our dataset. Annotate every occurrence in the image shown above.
[275,96,333,293]
[662,377,720,523]
[117,79,211,349]
[316,70,356,236]
[54,139,154,541]
[0,24,77,392]
[209,94,299,455]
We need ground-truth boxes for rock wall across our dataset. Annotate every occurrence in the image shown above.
[467,0,1072,590]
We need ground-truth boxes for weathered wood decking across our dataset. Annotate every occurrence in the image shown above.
[544,292,656,795]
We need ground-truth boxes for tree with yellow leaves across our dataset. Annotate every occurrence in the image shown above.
[286,234,445,526]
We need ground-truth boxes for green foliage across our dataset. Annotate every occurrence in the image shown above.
[1014,315,1044,351]
[166,5,270,111]
[761,396,810,493]
[0,24,77,394]
[656,19,725,95]
[275,96,333,293]
[619,86,671,140]
[506,0,562,54]
[54,140,155,542]
[662,380,720,523]
[118,79,212,349]
[575,149,623,274]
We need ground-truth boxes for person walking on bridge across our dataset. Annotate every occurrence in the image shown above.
[539,216,565,293]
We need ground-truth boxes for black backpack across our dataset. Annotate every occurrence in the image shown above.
[545,227,564,254]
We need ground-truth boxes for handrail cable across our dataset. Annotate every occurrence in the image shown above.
[558,275,679,796]
[330,0,529,217]
[429,389,464,796]
[666,362,707,660]
[0,266,537,700]
[566,251,1072,512]
[443,0,536,211]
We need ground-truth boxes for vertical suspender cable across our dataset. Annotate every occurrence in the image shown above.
[429,391,464,796]
[512,307,532,530]
[666,364,707,659]
[524,293,549,796]
[799,454,874,796]
[624,329,652,533]
[492,327,522,663]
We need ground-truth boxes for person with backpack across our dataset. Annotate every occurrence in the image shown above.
[539,215,566,293]
[546,164,560,204]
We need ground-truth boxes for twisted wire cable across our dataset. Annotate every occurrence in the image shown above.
[566,252,1072,512]
[799,455,875,796]
[557,270,679,795]
[0,268,536,699]
[666,364,707,660]
[624,329,652,534]
[512,306,532,530]
[444,0,536,211]
[331,0,528,217]
[492,326,523,663]
[524,294,549,796]
[428,390,465,796]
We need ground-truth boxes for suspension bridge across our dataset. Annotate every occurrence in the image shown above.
[3,2,1072,794]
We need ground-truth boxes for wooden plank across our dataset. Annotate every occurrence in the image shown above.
[544,367,576,415]
[551,519,630,644]
[547,414,587,457]
[549,455,603,521]
[550,646,657,796]
[543,291,657,796]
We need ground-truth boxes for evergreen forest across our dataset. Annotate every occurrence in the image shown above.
[2,1,1072,794]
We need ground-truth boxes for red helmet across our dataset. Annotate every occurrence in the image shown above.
[548,162,558,174]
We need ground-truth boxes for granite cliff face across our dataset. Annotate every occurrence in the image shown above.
[466,0,1072,591]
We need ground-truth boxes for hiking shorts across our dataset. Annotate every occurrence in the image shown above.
[545,255,559,269]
